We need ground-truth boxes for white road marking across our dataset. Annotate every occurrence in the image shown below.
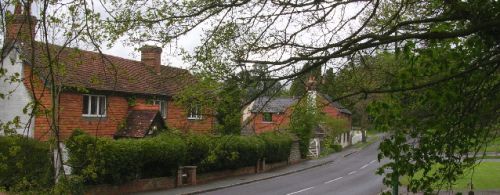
[286,187,315,195]
[360,164,369,169]
[325,177,343,184]
[370,160,377,164]
[348,171,357,175]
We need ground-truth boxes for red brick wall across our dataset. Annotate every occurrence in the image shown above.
[166,102,215,134]
[318,97,352,129]
[250,110,291,134]
[248,95,352,134]
[23,65,214,141]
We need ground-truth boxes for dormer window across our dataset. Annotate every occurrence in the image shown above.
[188,103,202,120]
[82,95,106,117]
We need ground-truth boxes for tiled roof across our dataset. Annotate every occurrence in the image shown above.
[250,97,297,113]
[249,94,352,115]
[114,109,165,138]
[21,42,193,96]
[321,94,352,115]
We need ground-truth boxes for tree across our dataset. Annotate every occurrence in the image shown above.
[288,62,322,97]
[370,38,499,193]
[1,0,499,193]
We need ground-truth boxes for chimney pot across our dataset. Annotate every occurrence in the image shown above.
[140,45,162,74]
[306,75,317,91]
[5,0,37,45]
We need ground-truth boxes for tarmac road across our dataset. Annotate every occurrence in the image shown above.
[201,141,386,195]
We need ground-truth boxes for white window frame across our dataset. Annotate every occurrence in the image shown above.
[187,103,202,120]
[153,99,167,119]
[82,94,106,117]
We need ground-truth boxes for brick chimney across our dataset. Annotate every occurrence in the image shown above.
[139,45,162,74]
[5,1,37,44]
[306,75,318,91]
[306,75,318,109]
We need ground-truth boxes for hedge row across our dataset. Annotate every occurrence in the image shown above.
[0,135,54,192]
[66,130,186,184]
[66,130,294,185]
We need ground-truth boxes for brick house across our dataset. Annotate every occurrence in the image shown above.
[241,94,352,135]
[0,4,215,141]
[241,78,353,155]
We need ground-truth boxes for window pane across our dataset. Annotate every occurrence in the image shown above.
[263,113,272,122]
[83,95,89,115]
[90,96,97,115]
[160,101,166,118]
[99,96,106,115]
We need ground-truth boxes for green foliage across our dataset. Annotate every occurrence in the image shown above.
[289,95,320,158]
[183,134,211,166]
[66,130,187,184]
[0,135,54,192]
[370,37,499,193]
[320,136,342,156]
[202,135,265,171]
[258,132,294,163]
[320,115,349,137]
[66,129,294,183]
[214,79,243,135]
[289,62,322,97]
[126,96,137,107]
[51,175,85,195]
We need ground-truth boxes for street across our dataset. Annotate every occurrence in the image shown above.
[201,141,386,195]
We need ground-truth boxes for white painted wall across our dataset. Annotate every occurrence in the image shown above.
[338,132,351,148]
[241,101,255,122]
[0,48,35,137]
[351,130,363,145]
[54,142,71,178]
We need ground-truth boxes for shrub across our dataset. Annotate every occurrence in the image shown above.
[203,135,265,171]
[66,130,295,183]
[259,132,293,163]
[184,134,211,166]
[0,135,54,192]
[320,136,343,156]
[66,131,187,185]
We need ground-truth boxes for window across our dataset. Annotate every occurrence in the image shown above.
[153,100,167,118]
[188,103,202,120]
[82,95,106,117]
[263,113,273,122]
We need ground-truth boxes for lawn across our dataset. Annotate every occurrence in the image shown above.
[401,161,500,191]
[453,162,500,190]
[485,137,500,153]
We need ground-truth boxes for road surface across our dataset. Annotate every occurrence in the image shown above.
[201,141,387,195]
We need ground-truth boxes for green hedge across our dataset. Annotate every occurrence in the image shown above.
[259,132,293,163]
[183,134,211,166]
[66,130,187,184]
[201,135,266,171]
[66,130,294,185]
[0,135,54,192]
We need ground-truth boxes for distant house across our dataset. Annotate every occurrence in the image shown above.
[241,77,353,156]
[0,4,215,141]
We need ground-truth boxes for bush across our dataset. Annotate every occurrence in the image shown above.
[66,130,294,184]
[202,135,265,171]
[66,131,187,184]
[0,135,54,192]
[320,136,343,156]
[183,134,211,166]
[259,132,293,163]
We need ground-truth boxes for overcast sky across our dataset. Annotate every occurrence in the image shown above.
[21,1,202,69]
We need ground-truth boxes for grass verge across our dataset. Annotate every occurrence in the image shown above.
[401,161,500,191]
